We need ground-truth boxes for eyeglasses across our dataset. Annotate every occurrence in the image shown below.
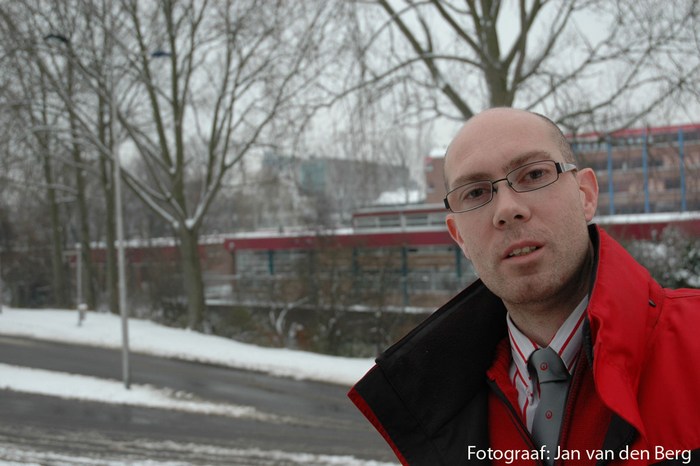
[444,160,577,213]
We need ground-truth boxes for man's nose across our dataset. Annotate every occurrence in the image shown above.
[491,183,531,228]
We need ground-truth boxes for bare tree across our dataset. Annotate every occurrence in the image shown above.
[0,35,72,308]
[4,68,72,307]
[339,0,699,132]
[1,0,339,327]
[107,0,336,330]
[0,1,123,312]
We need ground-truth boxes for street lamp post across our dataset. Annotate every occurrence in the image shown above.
[105,0,130,390]
[0,249,3,313]
[44,31,130,388]
[76,243,86,326]
[111,64,130,389]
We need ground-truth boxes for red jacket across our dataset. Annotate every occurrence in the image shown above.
[349,225,700,465]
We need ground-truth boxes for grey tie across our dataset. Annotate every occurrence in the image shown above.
[529,347,570,463]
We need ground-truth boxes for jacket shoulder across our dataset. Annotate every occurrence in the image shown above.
[638,286,700,450]
[592,227,700,450]
[349,280,507,464]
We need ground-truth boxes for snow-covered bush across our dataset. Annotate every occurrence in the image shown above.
[625,227,700,289]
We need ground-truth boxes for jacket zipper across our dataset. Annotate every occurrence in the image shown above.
[552,353,586,466]
[488,353,588,466]
[486,378,547,466]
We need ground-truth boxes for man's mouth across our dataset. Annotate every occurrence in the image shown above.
[508,246,539,258]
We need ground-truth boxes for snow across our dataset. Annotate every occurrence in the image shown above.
[428,148,446,158]
[0,363,285,423]
[0,307,389,465]
[4,442,395,466]
[0,307,374,387]
[373,188,425,205]
[594,210,700,225]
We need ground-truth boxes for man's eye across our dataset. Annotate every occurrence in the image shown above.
[525,169,545,180]
[516,166,554,186]
[463,187,488,200]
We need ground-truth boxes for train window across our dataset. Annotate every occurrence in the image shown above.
[236,250,270,275]
[378,215,401,228]
[428,213,446,226]
[355,216,378,229]
[405,214,428,227]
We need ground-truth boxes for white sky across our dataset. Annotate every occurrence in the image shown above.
[0,307,390,466]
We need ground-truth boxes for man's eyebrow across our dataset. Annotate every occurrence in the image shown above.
[502,150,553,173]
[448,150,554,190]
[449,171,491,190]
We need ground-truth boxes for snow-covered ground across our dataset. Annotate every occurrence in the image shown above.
[0,307,390,466]
[0,307,374,387]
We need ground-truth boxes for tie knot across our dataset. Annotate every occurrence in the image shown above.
[529,347,569,383]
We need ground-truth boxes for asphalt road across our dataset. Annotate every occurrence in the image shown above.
[0,336,397,465]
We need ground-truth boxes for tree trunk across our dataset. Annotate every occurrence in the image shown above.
[486,65,515,108]
[70,116,97,310]
[177,225,206,330]
[63,60,97,310]
[98,95,119,315]
[39,134,68,308]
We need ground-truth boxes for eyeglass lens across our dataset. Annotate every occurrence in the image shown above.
[447,161,562,212]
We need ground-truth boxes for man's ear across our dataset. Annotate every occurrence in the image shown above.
[576,168,599,222]
[446,214,471,260]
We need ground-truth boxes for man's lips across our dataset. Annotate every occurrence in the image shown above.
[503,242,543,259]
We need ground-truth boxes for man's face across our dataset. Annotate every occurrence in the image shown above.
[444,109,598,309]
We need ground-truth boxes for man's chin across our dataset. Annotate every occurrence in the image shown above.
[488,280,554,307]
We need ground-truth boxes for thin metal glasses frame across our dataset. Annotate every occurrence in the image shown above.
[444,160,577,213]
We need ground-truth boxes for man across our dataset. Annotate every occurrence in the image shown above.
[348,108,700,465]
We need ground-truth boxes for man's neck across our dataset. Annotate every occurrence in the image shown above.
[506,302,578,347]
[505,244,594,347]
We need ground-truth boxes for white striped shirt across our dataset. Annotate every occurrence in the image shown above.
[507,296,589,432]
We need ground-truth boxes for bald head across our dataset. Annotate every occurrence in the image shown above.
[444,108,575,192]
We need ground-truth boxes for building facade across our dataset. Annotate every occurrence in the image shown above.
[260,152,417,227]
[424,123,700,214]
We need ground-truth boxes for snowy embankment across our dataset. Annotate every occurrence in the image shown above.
[0,308,397,465]
[0,307,375,386]
[0,307,376,420]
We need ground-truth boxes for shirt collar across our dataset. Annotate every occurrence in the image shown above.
[507,295,589,378]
